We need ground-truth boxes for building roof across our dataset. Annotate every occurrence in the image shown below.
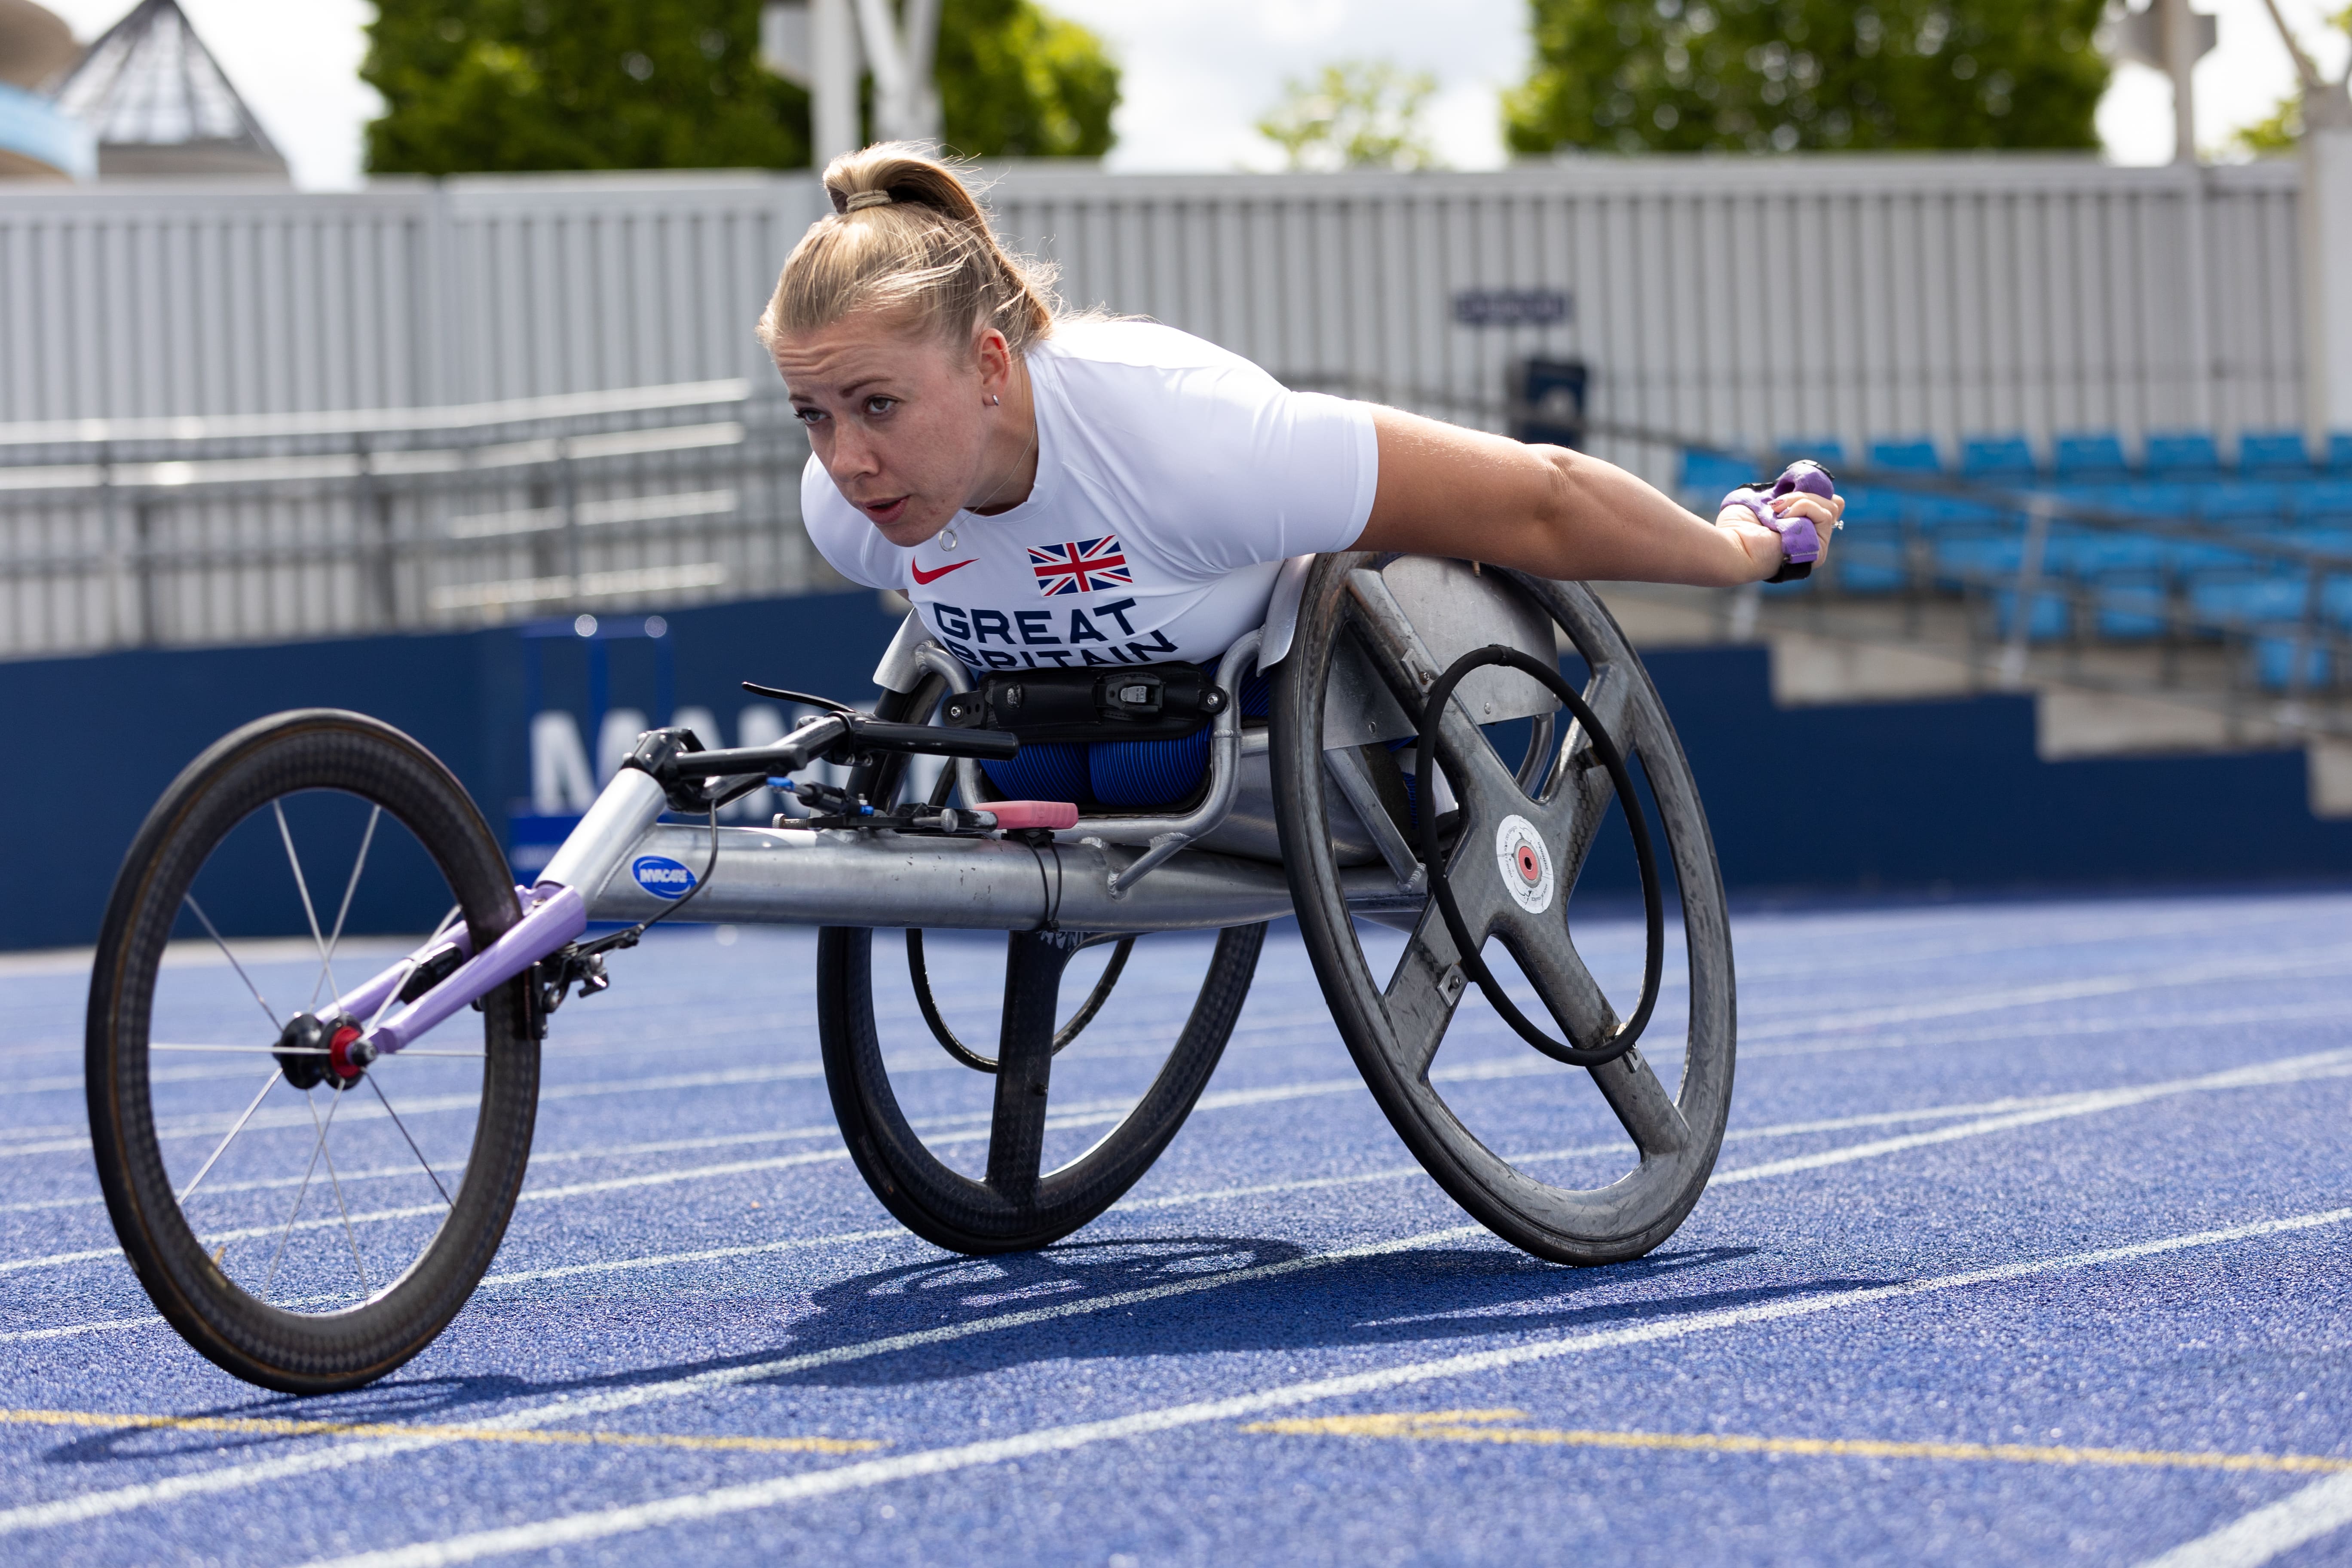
[50,0,285,178]
[0,0,80,92]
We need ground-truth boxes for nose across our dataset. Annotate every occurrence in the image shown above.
[827,423,879,482]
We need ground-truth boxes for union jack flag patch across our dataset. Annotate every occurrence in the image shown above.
[1029,535,1133,596]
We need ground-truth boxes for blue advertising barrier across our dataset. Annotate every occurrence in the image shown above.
[9,592,2352,952]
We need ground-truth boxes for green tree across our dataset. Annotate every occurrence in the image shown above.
[1257,60,1442,171]
[937,0,1119,159]
[1504,0,2109,156]
[2228,5,2350,158]
[364,0,1118,175]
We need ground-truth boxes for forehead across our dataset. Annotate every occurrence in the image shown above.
[769,311,953,396]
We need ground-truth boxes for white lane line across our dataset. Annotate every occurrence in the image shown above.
[1712,1050,2352,1187]
[2136,1475,2352,1568]
[12,1045,2352,1284]
[1738,943,2352,1043]
[0,1224,1486,1539]
[0,1075,2181,1335]
[297,1207,2352,1568]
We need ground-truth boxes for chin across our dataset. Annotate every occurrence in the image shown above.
[874,511,948,549]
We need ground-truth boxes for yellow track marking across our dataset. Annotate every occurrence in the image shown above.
[1243,1410,2352,1477]
[0,1407,881,1456]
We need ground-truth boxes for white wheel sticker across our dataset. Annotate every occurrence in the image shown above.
[1494,814,1556,916]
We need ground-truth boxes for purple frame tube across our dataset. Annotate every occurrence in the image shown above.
[355,885,587,1058]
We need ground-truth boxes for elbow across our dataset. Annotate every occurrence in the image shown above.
[1531,445,1592,542]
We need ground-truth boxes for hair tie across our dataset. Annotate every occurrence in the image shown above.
[842,190,893,212]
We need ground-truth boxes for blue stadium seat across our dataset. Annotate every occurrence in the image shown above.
[2196,481,2292,526]
[2094,579,2170,640]
[2053,432,2129,480]
[2147,431,2223,478]
[1867,438,1941,473]
[2295,481,2352,526]
[1960,435,2037,482]
[2239,431,2313,474]
[2331,433,2352,473]
[1776,438,1847,469]
[2253,636,2332,690]
[1681,449,1754,499]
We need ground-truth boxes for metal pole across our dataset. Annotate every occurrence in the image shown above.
[1998,495,2052,687]
[2280,562,2326,728]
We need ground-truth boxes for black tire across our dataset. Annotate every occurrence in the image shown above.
[817,922,1265,1254]
[86,709,537,1394]
[1271,555,1736,1265]
[830,671,1265,1253]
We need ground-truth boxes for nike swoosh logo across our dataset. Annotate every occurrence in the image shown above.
[909,559,975,585]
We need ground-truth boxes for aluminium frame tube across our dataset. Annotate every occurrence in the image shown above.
[577,821,1415,934]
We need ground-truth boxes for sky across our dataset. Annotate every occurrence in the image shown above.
[31,0,2352,190]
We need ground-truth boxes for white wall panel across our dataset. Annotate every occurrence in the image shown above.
[0,156,2307,460]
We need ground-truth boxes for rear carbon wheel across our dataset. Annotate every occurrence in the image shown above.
[1270,554,1736,1265]
[818,922,1264,1253]
[820,673,1265,1254]
[86,710,536,1393]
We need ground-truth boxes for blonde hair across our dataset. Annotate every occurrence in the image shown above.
[757,144,1059,358]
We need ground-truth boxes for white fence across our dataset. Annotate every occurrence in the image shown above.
[0,155,2310,656]
[0,156,2302,450]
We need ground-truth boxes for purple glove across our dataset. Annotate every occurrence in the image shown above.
[1721,459,1839,570]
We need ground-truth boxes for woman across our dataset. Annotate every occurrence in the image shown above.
[759,143,1840,718]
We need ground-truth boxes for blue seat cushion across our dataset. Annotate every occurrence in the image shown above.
[2054,432,2128,478]
[2240,431,2312,474]
[2147,430,2222,477]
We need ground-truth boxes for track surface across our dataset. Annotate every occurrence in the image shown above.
[4,891,2351,1566]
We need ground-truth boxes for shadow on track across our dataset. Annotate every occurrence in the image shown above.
[34,1237,1883,1470]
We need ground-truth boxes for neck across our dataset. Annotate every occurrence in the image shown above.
[966,357,1039,517]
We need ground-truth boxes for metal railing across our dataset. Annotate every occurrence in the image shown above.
[0,381,834,658]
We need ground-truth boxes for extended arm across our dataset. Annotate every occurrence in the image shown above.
[1351,406,1841,586]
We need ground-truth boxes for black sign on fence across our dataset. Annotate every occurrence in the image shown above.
[1452,288,1572,328]
[1511,357,1587,449]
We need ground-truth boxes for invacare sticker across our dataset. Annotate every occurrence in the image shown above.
[631,855,697,900]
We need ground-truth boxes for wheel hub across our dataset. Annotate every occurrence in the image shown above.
[274,1011,367,1091]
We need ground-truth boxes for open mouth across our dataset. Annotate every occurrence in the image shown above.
[860,496,911,527]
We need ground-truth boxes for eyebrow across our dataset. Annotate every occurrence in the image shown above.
[787,375,892,403]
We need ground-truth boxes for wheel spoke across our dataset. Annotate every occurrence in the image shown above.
[307,1088,369,1294]
[274,800,339,1009]
[1384,845,1516,1078]
[181,894,278,1030]
[983,933,1075,1202]
[175,1069,284,1206]
[1383,910,1471,1081]
[310,805,380,1010]
[1585,1045,1691,1159]
[1544,659,1638,890]
[370,1075,453,1208]
[1494,888,1690,1157]
[260,1091,329,1303]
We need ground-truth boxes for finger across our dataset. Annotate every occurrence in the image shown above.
[1771,495,1838,527]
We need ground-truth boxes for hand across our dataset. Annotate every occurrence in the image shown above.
[1716,470,1847,581]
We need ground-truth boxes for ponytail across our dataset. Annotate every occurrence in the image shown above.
[757,143,1059,356]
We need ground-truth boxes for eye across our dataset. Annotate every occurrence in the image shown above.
[863,395,897,416]
[793,405,826,426]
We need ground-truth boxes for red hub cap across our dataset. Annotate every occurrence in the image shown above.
[326,1021,366,1084]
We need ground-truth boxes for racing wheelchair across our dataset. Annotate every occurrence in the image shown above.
[86,549,1741,1393]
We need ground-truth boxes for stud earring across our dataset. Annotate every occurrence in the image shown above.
[989,394,1001,407]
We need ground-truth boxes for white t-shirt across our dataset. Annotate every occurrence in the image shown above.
[801,320,1380,671]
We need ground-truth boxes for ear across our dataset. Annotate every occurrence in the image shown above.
[972,325,1014,399]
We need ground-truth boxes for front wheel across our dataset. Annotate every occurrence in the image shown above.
[86,710,538,1394]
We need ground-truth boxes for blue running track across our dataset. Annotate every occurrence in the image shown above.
[4,891,2352,1566]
